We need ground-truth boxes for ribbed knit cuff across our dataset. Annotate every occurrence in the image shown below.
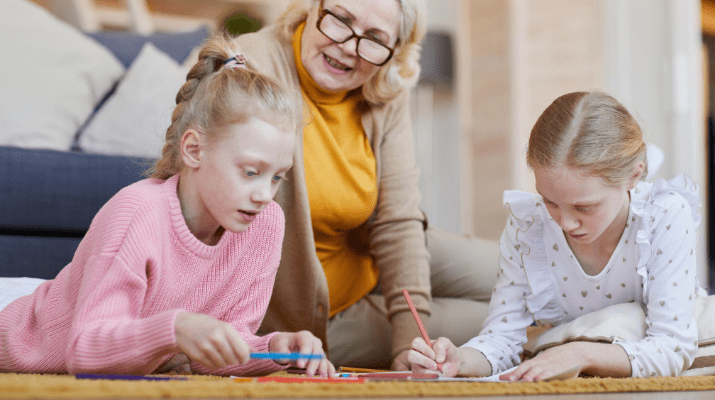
[390,310,430,358]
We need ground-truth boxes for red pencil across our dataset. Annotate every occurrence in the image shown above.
[402,289,442,372]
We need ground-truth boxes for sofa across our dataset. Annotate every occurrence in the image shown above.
[0,0,211,278]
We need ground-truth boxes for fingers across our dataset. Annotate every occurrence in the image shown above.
[407,337,440,372]
[431,337,456,364]
[197,326,248,370]
[411,337,436,358]
[407,349,441,373]
[268,331,332,377]
[174,312,251,371]
[302,335,325,375]
[501,361,554,382]
[155,353,191,374]
[226,329,252,365]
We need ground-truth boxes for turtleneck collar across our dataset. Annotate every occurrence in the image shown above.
[292,22,351,105]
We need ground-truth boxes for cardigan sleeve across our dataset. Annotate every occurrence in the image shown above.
[366,89,431,357]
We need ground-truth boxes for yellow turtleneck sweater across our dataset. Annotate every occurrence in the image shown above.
[293,23,379,317]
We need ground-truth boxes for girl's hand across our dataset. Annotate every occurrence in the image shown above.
[174,312,251,371]
[501,341,631,381]
[407,337,461,377]
[269,330,335,378]
[155,353,192,375]
[501,342,584,382]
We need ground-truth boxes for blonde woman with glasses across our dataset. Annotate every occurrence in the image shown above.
[225,0,501,370]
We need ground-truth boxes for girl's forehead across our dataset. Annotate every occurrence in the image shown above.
[534,166,609,202]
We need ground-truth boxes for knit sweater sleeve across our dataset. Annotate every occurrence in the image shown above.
[66,253,182,375]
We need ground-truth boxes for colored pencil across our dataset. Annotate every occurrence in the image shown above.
[402,289,442,372]
[337,366,387,373]
[256,376,363,383]
[75,374,187,381]
[250,352,324,360]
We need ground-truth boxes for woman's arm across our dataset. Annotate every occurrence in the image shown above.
[367,90,431,361]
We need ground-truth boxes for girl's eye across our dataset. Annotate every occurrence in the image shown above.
[576,206,593,213]
[273,175,285,182]
[245,170,257,177]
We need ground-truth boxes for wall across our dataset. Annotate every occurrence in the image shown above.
[457,0,606,240]
[411,0,463,234]
[458,0,707,282]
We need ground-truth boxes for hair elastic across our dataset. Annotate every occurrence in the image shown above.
[224,54,247,69]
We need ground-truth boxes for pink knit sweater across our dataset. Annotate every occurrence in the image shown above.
[0,175,286,376]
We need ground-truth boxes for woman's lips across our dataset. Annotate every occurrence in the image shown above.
[323,53,351,73]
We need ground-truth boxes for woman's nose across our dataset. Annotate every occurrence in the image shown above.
[337,37,359,56]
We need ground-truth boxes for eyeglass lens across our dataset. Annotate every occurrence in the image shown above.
[319,13,391,65]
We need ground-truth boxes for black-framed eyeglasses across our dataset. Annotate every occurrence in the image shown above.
[316,0,397,66]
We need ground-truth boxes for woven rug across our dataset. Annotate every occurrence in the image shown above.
[1,373,715,399]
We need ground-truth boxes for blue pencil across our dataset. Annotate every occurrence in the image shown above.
[250,352,324,360]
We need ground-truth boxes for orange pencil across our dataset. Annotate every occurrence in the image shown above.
[402,289,442,372]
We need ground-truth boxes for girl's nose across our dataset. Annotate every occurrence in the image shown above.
[558,212,580,232]
[251,181,273,204]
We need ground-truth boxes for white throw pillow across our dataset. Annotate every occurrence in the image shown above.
[0,0,125,151]
[79,42,187,159]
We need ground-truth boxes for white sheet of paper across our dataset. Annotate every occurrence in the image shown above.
[436,366,519,382]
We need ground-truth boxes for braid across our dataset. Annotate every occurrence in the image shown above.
[146,34,302,180]
[148,35,236,179]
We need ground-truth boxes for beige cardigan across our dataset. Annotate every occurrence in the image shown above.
[234,25,431,358]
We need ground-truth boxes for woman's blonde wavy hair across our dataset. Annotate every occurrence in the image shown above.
[275,0,426,105]
[527,91,648,186]
[147,34,302,180]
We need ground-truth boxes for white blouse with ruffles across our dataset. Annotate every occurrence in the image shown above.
[462,174,704,377]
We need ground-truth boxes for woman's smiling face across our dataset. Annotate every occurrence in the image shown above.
[300,0,401,93]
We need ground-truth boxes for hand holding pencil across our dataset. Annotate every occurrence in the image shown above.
[403,289,460,376]
[268,330,335,378]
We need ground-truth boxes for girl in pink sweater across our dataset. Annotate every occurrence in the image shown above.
[0,35,334,377]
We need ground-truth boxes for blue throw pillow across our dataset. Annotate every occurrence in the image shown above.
[86,25,210,68]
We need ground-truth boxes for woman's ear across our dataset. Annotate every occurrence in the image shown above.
[180,129,202,169]
[627,161,645,190]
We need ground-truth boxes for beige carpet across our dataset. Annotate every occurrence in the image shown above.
[1,372,715,398]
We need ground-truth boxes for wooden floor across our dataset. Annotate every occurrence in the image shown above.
[265,393,715,400]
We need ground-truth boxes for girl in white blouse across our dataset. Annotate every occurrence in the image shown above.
[407,91,705,380]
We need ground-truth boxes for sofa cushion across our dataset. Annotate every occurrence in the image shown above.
[0,146,151,234]
[0,235,81,279]
[78,43,186,158]
[87,26,210,68]
[0,0,125,151]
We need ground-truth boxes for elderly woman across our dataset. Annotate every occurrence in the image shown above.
[234,0,499,369]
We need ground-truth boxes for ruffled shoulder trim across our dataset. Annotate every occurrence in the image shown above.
[502,190,562,324]
[630,174,701,295]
